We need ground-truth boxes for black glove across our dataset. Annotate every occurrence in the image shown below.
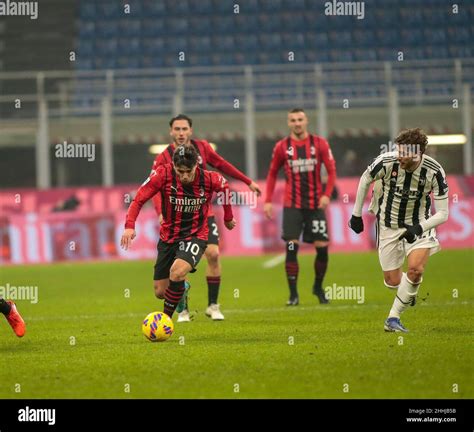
[348,215,364,234]
[398,223,423,244]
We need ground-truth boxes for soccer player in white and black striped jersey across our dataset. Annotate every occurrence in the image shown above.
[349,128,449,332]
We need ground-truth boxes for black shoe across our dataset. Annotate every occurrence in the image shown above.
[313,286,329,304]
[286,296,299,306]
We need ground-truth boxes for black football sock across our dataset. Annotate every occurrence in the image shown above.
[285,242,299,298]
[0,298,11,315]
[207,276,221,306]
[164,280,186,317]
[313,247,329,293]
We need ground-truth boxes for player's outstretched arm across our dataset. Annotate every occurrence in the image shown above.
[206,141,261,195]
[349,170,375,234]
[211,172,236,230]
[319,139,337,210]
[122,168,165,248]
[120,228,136,250]
[264,143,284,219]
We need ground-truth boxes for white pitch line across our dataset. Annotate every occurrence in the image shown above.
[262,254,285,268]
[21,301,471,322]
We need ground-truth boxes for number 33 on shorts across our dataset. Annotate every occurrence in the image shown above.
[312,220,328,237]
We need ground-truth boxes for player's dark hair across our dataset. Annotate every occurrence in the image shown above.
[288,108,305,114]
[395,128,428,154]
[173,145,198,169]
[169,114,193,128]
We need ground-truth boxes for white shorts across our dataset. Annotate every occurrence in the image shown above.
[375,222,441,272]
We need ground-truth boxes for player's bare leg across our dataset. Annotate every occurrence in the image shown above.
[205,244,224,320]
[385,248,430,332]
[313,240,330,304]
[154,279,168,299]
[163,259,192,318]
[285,240,300,305]
[383,269,403,289]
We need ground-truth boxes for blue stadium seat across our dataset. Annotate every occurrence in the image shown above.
[401,29,423,45]
[79,3,96,20]
[282,0,305,11]
[189,0,213,14]
[236,14,258,32]
[241,0,258,13]
[166,0,189,15]
[260,0,282,12]
[168,18,189,34]
[142,38,165,55]
[117,38,140,55]
[235,34,258,50]
[424,29,447,44]
[97,1,121,19]
[166,36,188,52]
[281,12,304,31]
[353,49,377,62]
[79,40,95,56]
[259,34,282,50]
[211,53,233,66]
[212,0,235,14]
[78,21,95,39]
[143,0,166,16]
[257,13,281,32]
[282,33,305,50]
[211,15,234,33]
[353,30,374,47]
[192,36,212,53]
[118,19,141,38]
[213,35,234,52]
[95,39,117,55]
[96,20,118,38]
[189,17,212,34]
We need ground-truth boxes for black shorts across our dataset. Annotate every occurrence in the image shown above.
[282,207,329,243]
[154,238,208,281]
[207,216,220,246]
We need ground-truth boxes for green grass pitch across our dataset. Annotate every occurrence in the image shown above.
[0,249,472,399]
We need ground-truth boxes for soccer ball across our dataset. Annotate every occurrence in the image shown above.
[142,311,174,342]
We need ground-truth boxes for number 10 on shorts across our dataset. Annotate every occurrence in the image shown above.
[179,241,200,255]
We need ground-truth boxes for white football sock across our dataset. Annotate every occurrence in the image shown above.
[388,272,422,318]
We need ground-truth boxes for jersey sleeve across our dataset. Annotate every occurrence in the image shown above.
[265,141,285,203]
[125,167,166,229]
[150,153,168,216]
[210,171,234,222]
[432,166,449,200]
[319,138,337,198]
[365,153,397,181]
[204,141,252,185]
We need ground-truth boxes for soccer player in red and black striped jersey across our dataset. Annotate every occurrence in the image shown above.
[264,108,337,305]
[150,114,261,321]
[120,146,236,319]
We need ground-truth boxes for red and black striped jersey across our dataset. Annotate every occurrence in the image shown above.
[150,139,252,217]
[125,164,233,243]
[265,134,337,209]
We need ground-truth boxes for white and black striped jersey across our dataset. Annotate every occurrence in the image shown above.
[367,152,449,228]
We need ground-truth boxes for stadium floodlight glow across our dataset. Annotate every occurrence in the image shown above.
[149,144,168,154]
[149,143,217,154]
[427,134,467,146]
